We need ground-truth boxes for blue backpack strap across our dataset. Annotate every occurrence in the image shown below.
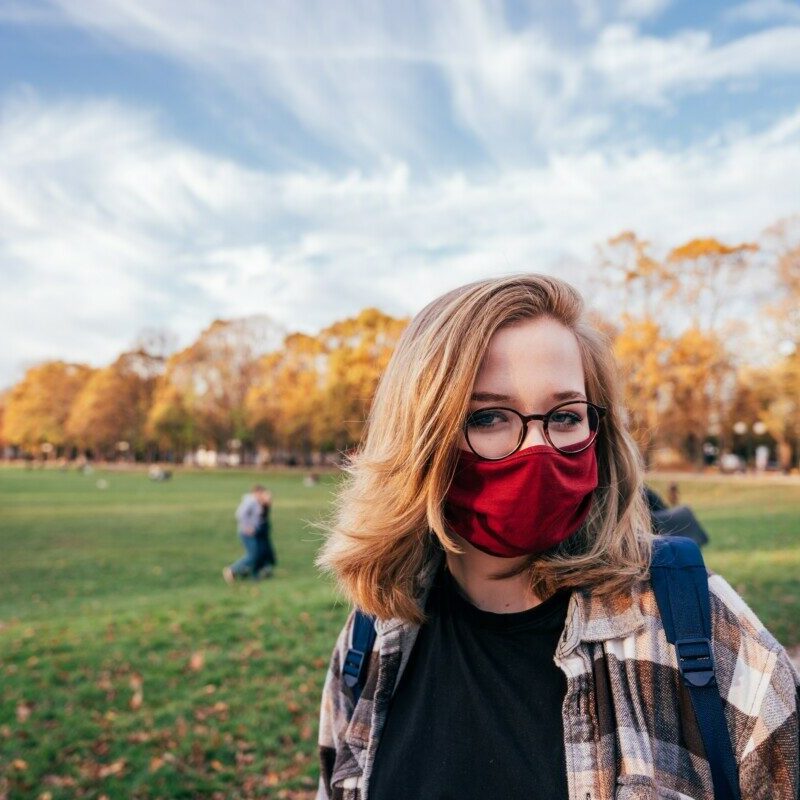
[342,610,376,704]
[651,536,741,800]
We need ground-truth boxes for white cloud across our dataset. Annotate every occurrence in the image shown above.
[590,23,800,105]
[16,0,795,170]
[2,90,800,386]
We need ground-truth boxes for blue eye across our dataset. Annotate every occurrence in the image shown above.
[549,410,583,430]
[465,408,511,429]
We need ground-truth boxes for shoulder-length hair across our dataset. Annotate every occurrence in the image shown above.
[317,274,652,624]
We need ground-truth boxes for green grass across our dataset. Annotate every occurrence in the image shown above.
[0,468,798,799]
[648,476,800,646]
[0,467,346,799]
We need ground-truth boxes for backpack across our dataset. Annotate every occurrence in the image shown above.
[342,536,740,800]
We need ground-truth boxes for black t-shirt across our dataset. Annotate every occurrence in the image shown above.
[369,567,570,800]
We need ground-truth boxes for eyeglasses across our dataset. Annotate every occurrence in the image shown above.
[463,400,606,460]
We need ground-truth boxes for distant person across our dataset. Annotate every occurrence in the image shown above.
[253,489,277,578]
[223,484,269,582]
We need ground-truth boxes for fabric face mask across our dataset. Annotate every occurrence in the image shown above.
[444,444,598,558]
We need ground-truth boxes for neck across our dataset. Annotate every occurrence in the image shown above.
[445,535,542,613]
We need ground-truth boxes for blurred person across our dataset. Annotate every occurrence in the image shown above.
[253,488,277,578]
[223,484,270,582]
[315,275,799,800]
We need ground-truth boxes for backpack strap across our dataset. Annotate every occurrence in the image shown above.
[650,536,741,800]
[342,610,376,704]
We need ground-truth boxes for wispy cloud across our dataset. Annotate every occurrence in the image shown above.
[3,86,799,384]
[1,2,799,386]
[28,1,800,162]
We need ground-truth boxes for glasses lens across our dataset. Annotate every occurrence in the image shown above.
[464,408,523,460]
[547,402,599,454]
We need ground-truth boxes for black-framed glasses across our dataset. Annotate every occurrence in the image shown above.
[464,400,606,460]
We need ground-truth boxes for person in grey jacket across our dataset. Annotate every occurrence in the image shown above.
[223,484,270,582]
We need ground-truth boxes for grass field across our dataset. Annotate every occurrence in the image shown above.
[0,467,798,799]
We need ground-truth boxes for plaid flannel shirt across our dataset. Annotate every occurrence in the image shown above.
[317,553,799,800]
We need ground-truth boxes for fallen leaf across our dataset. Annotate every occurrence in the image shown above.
[42,775,77,788]
[129,689,143,710]
[16,702,32,722]
[12,758,28,771]
[98,759,126,778]
[149,756,164,773]
[189,651,205,672]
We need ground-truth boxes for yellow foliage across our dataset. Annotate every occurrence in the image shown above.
[2,361,92,450]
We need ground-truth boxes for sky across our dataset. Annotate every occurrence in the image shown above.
[2,0,800,388]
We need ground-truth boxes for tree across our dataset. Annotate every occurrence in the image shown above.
[612,316,671,464]
[65,350,162,458]
[148,316,283,454]
[145,382,198,457]
[763,215,800,348]
[317,309,408,451]
[2,361,92,454]
[246,333,326,457]
[595,231,678,321]
[246,309,408,457]
[667,238,757,330]
[660,327,732,466]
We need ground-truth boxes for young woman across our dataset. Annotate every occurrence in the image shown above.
[315,275,799,800]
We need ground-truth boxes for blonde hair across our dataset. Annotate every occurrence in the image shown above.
[317,274,652,623]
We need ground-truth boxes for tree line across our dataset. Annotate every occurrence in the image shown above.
[2,218,799,470]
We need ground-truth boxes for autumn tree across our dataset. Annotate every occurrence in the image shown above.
[65,350,163,458]
[245,309,407,457]
[595,232,678,321]
[763,215,800,346]
[659,327,733,465]
[246,333,326,457]
[2,361,92,454]
[612,316,671,464]
[316,308,408,451]
[737,355,800,471]
[148,316,283,455]
[145,383,198,457]
[667,238,757,330]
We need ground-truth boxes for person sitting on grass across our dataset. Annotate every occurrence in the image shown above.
[223,484,271,583]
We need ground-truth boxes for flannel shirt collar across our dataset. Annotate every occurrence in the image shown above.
[374,548,647,644]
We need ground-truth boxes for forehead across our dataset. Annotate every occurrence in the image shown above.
[474,316,585,397]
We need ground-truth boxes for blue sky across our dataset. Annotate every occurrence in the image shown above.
[2,0,800,387]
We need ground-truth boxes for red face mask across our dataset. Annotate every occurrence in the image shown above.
[444,444,598,558]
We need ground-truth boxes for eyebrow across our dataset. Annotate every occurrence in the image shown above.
[470,390,587,403]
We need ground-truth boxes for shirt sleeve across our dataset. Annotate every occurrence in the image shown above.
[708,573,800,800]
[235,496,260,531]
[317,611,356,800]
[737,647,800,800]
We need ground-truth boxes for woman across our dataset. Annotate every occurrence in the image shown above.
[315,275,799,800]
